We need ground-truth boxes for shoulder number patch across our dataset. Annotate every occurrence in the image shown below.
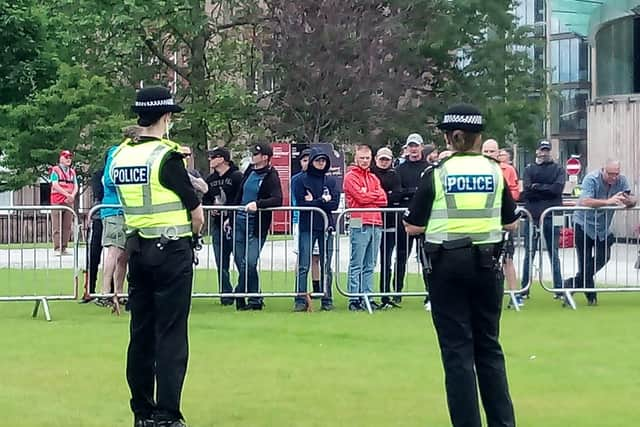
[112,166,149,185]
[445,174,494,193]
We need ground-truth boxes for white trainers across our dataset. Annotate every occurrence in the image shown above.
[424,301,432,312]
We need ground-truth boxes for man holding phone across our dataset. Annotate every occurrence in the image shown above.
[565,159,636,305]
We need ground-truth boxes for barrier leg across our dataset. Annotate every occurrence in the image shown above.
[32,298,52,321]
[562,292,577,310]
[508,292,521,312]
[362,295,374,314]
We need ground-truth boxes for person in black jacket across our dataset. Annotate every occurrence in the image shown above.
[395,133,430,306]
[232,142,283,310]
[291,148,340,312]
[371,147,403,309]
[521,140,565,295]
[203,147,244,306]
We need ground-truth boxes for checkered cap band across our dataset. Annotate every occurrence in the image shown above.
[442,114,483,126]
[134,98,176,107]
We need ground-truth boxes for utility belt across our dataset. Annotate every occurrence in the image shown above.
[125,231,199,254]
[420,237,505,273]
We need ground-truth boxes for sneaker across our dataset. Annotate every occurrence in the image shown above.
[424,301,432,312]
[553,293,564,300]
[293,302,308,312]
[369,301,381,311]
[134,418,155,427]
[320,302,334,311]
[238,303,263,311]
[516,297,524,307]
[94,297,112,308]
[348,301,364,311]
[392,296,403,304]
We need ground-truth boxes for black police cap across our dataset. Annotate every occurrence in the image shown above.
[437,104,484,133]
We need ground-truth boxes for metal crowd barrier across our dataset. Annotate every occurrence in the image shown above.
[196,206,330,305]
[334,207,535,314]
[83,205,331,309]
[502,207,535,311]
[538,205,640,309]
[0,205,80,320]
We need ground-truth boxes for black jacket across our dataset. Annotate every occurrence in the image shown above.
[371,165,403,228]
[233,164,283,238]
[522,160,565,221]
[203,162,244,226]
[396,158,429,206]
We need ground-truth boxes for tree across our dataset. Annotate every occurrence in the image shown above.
[395,0,545,149]
[0,65,129,190]
[56,0,266,171]
[0,0,58,104]
[263,0,425,145]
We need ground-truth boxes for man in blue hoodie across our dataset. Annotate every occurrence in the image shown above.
[291,148,340,311]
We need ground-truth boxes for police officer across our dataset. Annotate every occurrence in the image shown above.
[111,87,204,427]
[403,104,518,427]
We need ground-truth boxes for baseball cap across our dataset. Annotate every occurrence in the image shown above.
[207,146,231,162]
[251,142,273,157]
[376,147,393,160]
[403,133,424,148]
[537,140,552,151]
[437,104,484,132]
[299,148,311,160]
[60,150,73,158]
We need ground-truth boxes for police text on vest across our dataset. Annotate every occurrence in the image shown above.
[113,166,150,185]
[445,175,495,193]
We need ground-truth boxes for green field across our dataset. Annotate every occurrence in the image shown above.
[2,270,640,426]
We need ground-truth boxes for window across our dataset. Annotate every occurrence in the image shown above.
[550,37,589,84]
[0,191,12,206]
[551,88,589,134]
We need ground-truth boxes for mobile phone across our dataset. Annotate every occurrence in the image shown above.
[623,190,631,195]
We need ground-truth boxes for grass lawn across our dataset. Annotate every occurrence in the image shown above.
[1,271,640,426]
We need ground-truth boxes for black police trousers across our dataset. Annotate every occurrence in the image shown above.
[126,236,193,422]
[427,247,515,427]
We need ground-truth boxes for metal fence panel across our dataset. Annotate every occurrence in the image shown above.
[0,205,80,320]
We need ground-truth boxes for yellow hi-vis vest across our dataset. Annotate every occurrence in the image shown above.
[110,138,192,239]
[425,154,504,244]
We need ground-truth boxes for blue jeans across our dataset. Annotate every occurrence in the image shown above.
[347,225,382,303]
[211,222,234,300]
[233,215,266,306]
[295,230,334,305]
[520,217,563,290]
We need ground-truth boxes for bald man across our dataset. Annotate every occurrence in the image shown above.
[482,139,521,306]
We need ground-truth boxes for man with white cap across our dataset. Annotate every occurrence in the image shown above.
[371,147,403,309]
[394,133,430,307]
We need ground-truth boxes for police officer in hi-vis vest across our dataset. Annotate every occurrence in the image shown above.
[403,104,518,427]
[111,87,204,427]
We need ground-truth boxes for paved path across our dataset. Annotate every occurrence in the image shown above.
[2,239,639,287]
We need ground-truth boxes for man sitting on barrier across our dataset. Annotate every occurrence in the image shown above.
[564,159,636,306]
[231,142,283,311]
[203,146,243,306]
[520,140,565,297]
[291,148,340,312]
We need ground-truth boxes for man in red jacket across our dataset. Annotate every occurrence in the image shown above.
[343,145,387,311]
[50,149,78,255]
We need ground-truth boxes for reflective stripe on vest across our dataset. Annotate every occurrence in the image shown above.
[425,156,504,244]
[111,138,191,239]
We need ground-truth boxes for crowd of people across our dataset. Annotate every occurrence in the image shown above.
[74,132,638,313]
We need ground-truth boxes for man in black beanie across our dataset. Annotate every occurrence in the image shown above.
[112,86,204,427]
